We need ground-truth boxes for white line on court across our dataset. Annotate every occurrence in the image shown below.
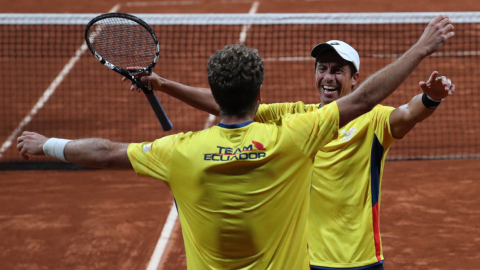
[146,202,179,270]
[203,1,260,130]
[203,114,218,129]
[238,1,259,43]
[0,5,121,159]
[110,3,122,12]
[125,1,202,7]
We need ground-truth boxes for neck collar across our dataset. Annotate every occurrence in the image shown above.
[216,121,254,129]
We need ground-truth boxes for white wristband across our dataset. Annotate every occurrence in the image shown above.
[426,95,444,103]
[43,138,72,161]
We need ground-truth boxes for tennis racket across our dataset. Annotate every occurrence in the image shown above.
[85,12,173,131]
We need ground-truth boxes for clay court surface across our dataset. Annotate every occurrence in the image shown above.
[2,159,480,270]
[1,0,479,269]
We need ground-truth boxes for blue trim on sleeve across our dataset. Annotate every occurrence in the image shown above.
[370,134,384,207]
[174,198,179,214]
[216,121,254,129]
[311,261,384,270]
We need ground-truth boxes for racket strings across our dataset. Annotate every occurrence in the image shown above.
[88,17,157,70]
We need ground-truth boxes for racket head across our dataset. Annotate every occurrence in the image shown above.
[84,13,160,77]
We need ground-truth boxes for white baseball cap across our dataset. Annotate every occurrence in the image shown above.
[310,40,360,72]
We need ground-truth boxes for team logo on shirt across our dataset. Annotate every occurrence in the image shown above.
[204,140,267,161]
[143,143,152,152]
[340,127,357,142]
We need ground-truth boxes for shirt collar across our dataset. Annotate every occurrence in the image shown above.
[216,121,254,129]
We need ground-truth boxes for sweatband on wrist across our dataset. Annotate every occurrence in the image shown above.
[43,138,72,161]
[422,93,443,109]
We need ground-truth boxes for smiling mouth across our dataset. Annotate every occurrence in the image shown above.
[322,85,339,94]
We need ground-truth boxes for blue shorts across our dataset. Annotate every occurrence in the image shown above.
[311,261,384,270]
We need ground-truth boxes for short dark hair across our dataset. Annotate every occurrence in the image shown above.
[207,44,264,117]
[346,62,357,77]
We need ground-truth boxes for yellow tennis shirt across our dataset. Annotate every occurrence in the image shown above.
[255,102,396,269]
[127,102,339,270]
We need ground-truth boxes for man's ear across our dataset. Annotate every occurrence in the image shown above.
[257,85,262,102]
[351,72,360,86]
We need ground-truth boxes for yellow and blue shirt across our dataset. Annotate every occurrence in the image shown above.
[255,102,396,270]
[127,102,340,270]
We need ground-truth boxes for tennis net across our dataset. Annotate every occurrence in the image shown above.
[1,12,479,165]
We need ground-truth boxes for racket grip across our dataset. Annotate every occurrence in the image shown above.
[144,92,173,131]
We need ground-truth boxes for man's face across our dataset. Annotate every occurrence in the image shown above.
[315,50,358,105]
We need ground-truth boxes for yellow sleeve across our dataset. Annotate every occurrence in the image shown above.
[254,102,321,123]
[370,105,397,148]
[127,134,177,183]
[284,101,340,159]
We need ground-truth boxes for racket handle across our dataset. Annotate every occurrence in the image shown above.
[144,91,173,131]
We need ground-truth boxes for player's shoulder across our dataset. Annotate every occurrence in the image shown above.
[358,104,396,125]
[262,101,307,106]
[260,101,320,110]
[149,133,185,150]
[174,129,206,140]
[367,104,395,115]
[154,129,219,151]
[179,122,277,138]
[283,101,338,125]
[374,104,395,110]
[155,131,196,145]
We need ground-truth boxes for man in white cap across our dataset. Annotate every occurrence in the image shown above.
[124,17,455,270]
[256,41,454,269]
[310,40,361,104]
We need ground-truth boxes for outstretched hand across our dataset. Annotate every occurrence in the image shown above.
[419,71,455,100]
[415,14,455,57]
[121,69,163,93]
[17,131,49,160]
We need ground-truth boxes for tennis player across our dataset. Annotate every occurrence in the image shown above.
[126,15,456,270]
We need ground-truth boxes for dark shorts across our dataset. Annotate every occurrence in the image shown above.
[368,265,384,270]
[311,263,384,270]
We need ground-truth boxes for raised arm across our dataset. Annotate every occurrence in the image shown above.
[389,71,455,138]
[123,73,220,116]
[336,14,454,128]
[17,131,132,169]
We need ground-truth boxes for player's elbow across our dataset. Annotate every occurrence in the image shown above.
[350,90,377,115]
[351,98,376,118]
[338,95,376,127]
[357,91,378,112]
[359,102,376,115]
[98,141,131,169]
[90,141,120,168]
[98,156,117,168]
